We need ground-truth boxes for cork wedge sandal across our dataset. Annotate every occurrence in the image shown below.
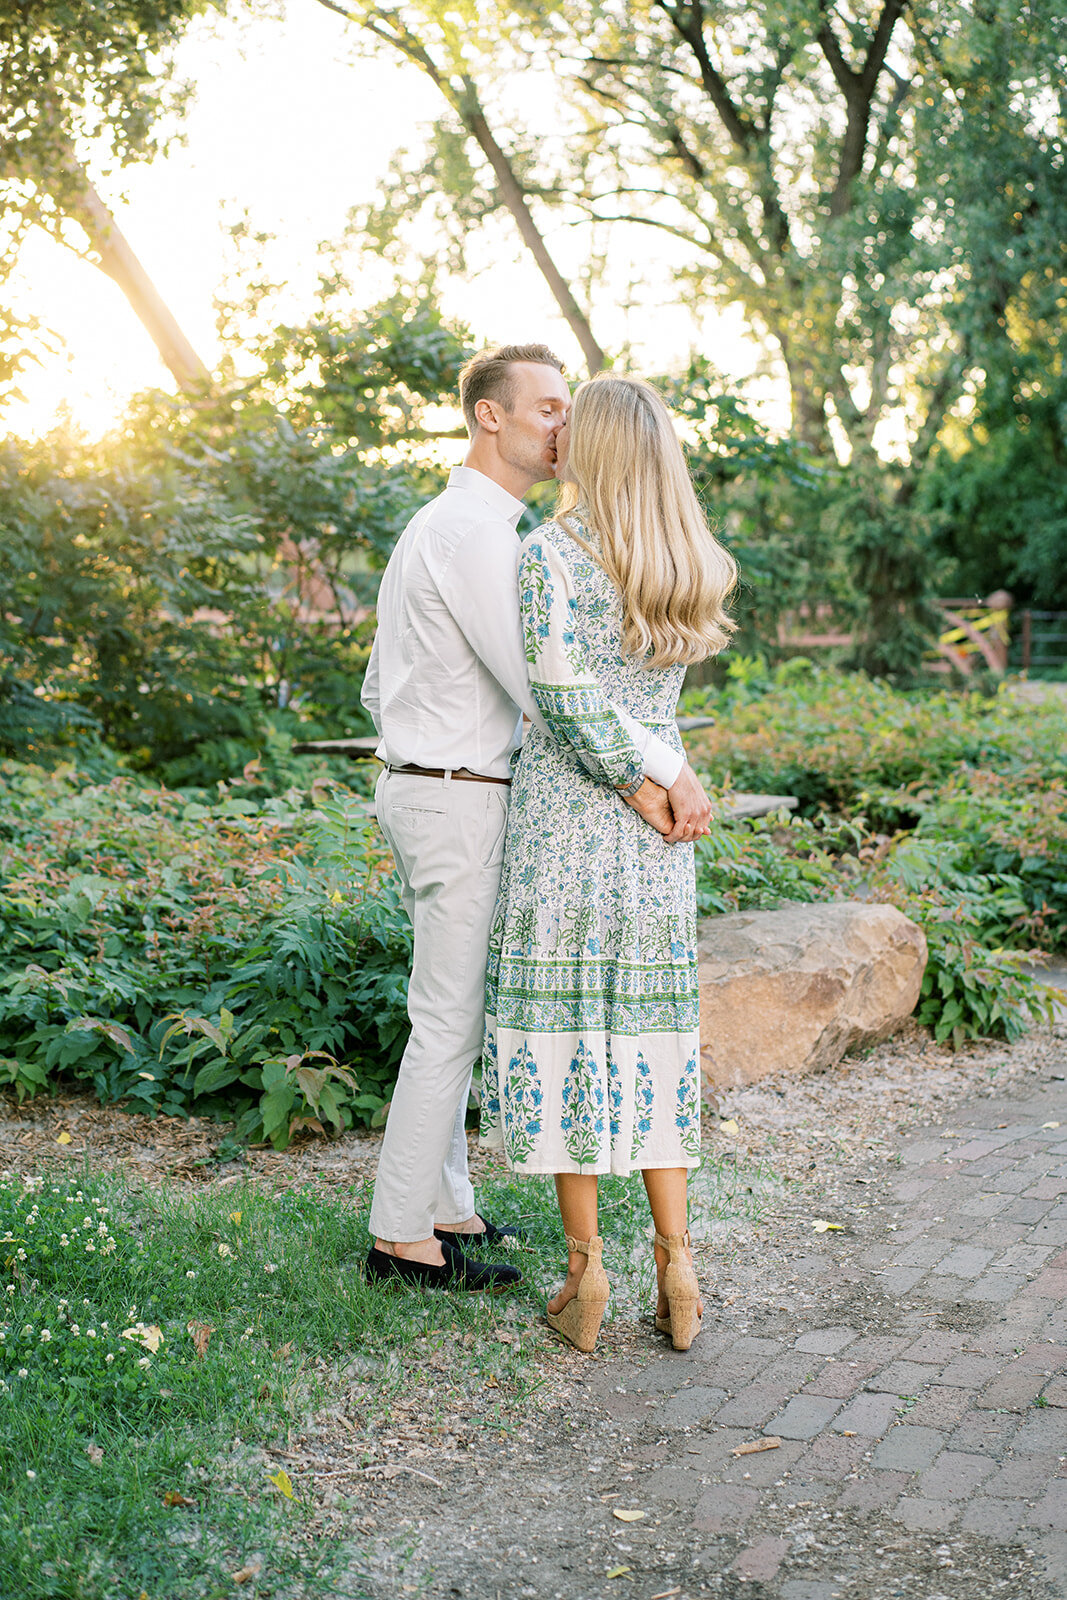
[546,1235,610,1353]
[654,1229,703,1350]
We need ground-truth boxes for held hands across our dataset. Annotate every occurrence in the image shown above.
[622,764,713,843]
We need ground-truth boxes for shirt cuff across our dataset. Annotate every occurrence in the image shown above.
[642,739,685,789]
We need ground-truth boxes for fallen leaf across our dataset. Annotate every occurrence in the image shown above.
[485,1374,499,1388]
[612,1508,645,1522]
[85,1444,103,1467]
[121,1322,163,1353]
[272,1341,293,1363]
[162,1490,196,1507]
[731,1436,782,1457]
[56,1132,72,1145]
[267,1467,294,1499]
[1042,1122,1061,1130]
[606,1567,632,1580]
[231,1557,263,1583]
[228,1210,242,1225]
[842,1430,857,1437]
[811,1219,845,1233]
[719,1118,740,1136]
[187,1320,214,1359]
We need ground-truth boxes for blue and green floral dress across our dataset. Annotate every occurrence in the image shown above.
[480,517,701,1176]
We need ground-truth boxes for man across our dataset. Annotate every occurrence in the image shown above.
[361,342,713,1289]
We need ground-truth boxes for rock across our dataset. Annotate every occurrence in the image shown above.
[698,900,927,1087]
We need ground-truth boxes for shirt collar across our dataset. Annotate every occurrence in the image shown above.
[447,465,525,529]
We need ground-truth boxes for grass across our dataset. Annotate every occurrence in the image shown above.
[0,1139,780,1598]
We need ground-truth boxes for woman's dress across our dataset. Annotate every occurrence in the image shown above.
[480,517,701,1176]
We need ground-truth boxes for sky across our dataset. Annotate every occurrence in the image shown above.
[4,1,772,442]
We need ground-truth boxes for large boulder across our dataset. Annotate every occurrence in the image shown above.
[698,901,927,1088]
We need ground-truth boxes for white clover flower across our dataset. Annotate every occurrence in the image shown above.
[70,1325,80,1337]
[97,1223,108,1237]
[25,1469,35,1480]
[17,1368,28,1379]
[86,1330,96,1339]
[263,1263,278,1275]
[82,1218,91,1228]
[15,1249,26,1262]
[217,1244,233,1259]
[59,1235,69,1247]
[58,1300,68,1310]
[185,1271,196,1279]
[39,1330,51,1343]
[84,1242,96,1253]
[137,1356,151,1368]
[82,1299,90,1307]
[5,1285,14,1295]
[100,1321,108,1331]
[105,1353,114,1365]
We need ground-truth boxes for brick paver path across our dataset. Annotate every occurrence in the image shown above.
[579,1066,1067,1597]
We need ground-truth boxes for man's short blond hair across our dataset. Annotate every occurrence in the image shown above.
[458,343,565,435]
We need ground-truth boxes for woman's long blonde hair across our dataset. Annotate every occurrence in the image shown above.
[557,374,737,668]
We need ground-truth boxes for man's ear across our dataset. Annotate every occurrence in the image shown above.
[474,397,501,433]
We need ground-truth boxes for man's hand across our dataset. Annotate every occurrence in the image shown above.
[623,777,674,836]
[663,762,713,844]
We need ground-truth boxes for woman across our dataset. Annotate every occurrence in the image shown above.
[480,373,737,1351]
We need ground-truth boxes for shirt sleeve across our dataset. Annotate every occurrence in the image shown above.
[436,519,545,726]
[519,535,650,791]
[360,633,383,733]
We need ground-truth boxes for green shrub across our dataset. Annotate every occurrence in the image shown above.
[0,763,411,1143]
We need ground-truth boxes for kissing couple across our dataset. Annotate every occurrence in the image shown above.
[361,343,736,1352]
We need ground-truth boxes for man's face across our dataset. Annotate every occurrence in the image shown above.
[493,362,571,486]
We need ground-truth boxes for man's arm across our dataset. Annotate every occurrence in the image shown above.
[438,523,698,824]
[360,632,383,734]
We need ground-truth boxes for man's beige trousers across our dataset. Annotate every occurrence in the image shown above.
[368,767,510,1242]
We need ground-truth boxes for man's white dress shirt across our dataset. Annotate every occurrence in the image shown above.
[361,466,684,787]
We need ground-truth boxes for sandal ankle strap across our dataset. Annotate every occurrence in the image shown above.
[654,1229,691,1251]
[564,1235,602,1254]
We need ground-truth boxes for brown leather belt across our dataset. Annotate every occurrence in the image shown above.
[386,763,511,787]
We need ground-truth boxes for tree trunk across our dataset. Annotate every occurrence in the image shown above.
[63,161,210,391]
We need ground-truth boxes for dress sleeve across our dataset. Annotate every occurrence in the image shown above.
[519,535,646,792]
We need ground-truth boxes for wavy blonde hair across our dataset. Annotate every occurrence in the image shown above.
[557,374,737,668]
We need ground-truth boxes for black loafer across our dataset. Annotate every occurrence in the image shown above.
[435,1217,530,1252]
[365,1242,521,1291]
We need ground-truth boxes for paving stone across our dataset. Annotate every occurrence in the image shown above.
[718,1437,805,1486]
[692,1482,760,1532]
[731,1536,791,1583]
[832,1391,901,1437]
[895,1239,953,1268]
[964,1272,1028,1303]
[1043,1379,1067,1406]
[875,1266,925,1295]
[945,1412,1019,1455]
[760,1352,823,1387]
[1032,1223,1067,1247]
[996,1342,1066,1370]
[1032,1269,1067,1298]
[985,1454,1064,1497]
[1027,1480,1067,1531]
[960,1192,1013,1218]
[767,1395,843,1440]
[893,1496,959,1531]
[978,1369,1049,1411]
[837,1470,910,1511]
[904,1331,968,1364]
[932,1244,995,1278]
[1026,1179,1067,1200]
[867,1360,937,1395]
[793,1326,856,1355]
[798,1432,868,1480]
[644,1465,702,1501]
[714,1384,793,1428]
[1005,1199,1054,1224]
[957,1496,1027,1538]
[937,1354,1004,1387]
[842,1335,910,1366]
[916,1450,996,1500]
[663,1386,729,1427]
[1013,1411,1067,1452]
[871,1426,946,1471]
[803,1363,867,1401]
[891,1179,934,1201]
[985,1170,1036,1193]
[903,1386,974,1429]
